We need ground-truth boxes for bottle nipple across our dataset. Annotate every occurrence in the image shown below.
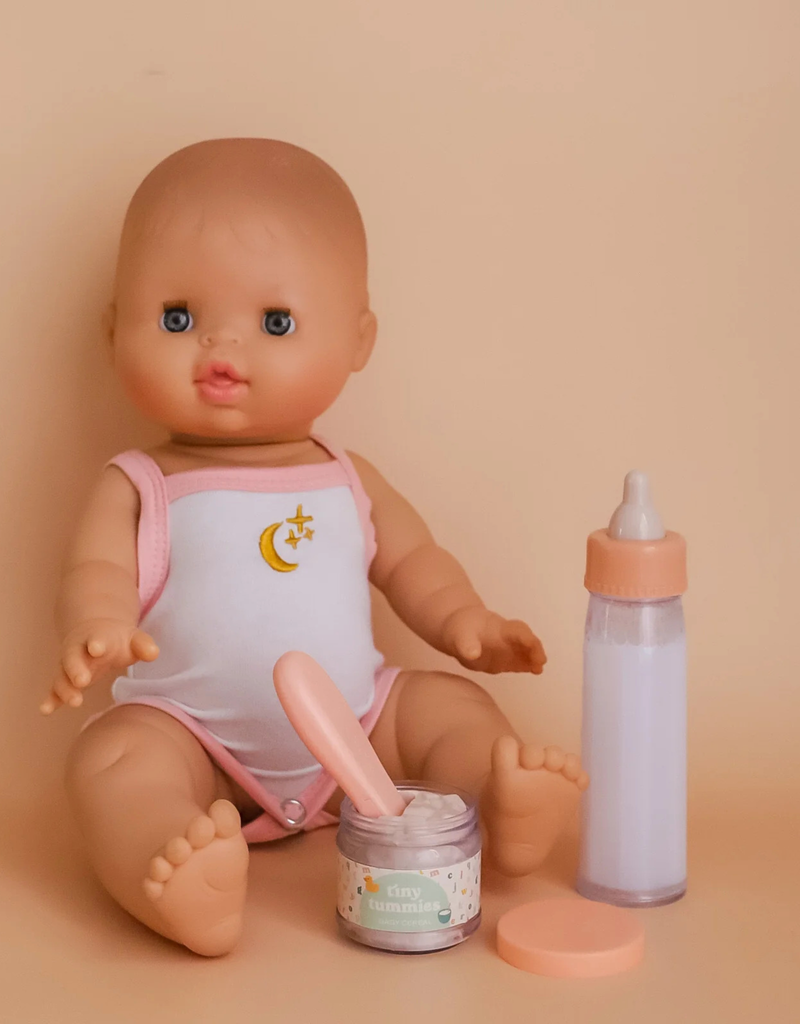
[607,471,665,541]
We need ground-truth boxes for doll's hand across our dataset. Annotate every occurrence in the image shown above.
[40,619,159,714]
[442,607,546,675]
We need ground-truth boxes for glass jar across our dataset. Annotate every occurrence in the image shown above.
[336,781,482,953]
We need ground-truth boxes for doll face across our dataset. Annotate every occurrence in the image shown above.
[111,198,374,441]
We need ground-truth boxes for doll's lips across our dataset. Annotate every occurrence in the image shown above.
[194,362,248,404]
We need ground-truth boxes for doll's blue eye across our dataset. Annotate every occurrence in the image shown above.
[160,307,194,332]
[262,310,295,336]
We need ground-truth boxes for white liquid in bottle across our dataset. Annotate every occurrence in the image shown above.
[577,472,688,907]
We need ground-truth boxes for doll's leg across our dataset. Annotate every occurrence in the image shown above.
[66,705,249,956]
[369,671,588,878]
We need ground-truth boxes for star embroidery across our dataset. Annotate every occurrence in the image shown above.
[286,504,314,533]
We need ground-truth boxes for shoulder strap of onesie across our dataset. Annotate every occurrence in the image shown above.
[311,434,378,568]
[105,450,170,618]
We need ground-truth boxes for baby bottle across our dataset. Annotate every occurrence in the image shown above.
[576,471,688,908]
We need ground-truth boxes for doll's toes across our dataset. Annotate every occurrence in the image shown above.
[148,855,174,884]
[543,746,567,773]
[491,735,521,775]
[164,837,193,866]
[519,744,546,771]
[143,877,165,901]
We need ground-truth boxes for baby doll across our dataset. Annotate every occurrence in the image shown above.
[41,139,588,957]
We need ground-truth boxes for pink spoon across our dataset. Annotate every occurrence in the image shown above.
[273,651,407,818]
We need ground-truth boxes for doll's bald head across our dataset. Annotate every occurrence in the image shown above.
[109,139,376,441]
[115,138,368,296]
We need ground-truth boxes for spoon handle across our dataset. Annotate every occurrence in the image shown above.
[273,651,407,818]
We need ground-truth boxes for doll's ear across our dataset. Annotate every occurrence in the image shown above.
[102,301,116,348]
[353,309,377,372]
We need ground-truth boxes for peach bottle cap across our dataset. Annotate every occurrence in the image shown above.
[585,471,687,599]
[496,898,645,978]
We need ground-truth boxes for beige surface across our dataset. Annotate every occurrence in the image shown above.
[2,795,797,1023]
[2,1,798,1020]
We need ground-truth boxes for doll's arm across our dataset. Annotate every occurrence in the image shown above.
[350,453,545,675]
[41,467,159,714]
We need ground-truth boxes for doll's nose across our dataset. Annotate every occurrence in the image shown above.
[199,329,240,348]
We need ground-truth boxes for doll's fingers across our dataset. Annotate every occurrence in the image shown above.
[481,643,530,675]
[529,637,547,671]
[453,629,482,662]
[504,622,547,673]
[485,649,509,674]
[130,630,159,662]
[62,648,93,688]
[53,671,84,709]
[87,637,107,658]
[502,619,536,646]
[491,640,532,673]
[39,690,63,715]
[504,620,545,660]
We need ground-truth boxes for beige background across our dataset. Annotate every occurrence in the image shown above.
[1,2,798,1021]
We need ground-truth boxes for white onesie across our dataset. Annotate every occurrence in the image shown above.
[108,436,395,824]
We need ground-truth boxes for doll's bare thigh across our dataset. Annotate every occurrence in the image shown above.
[368,669,501,777]
[66,704,237,807]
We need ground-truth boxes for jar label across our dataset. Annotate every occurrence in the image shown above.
[337,851,481,932]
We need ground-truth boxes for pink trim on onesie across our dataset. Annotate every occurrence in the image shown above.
[107,435,377,616]
[101,664,401,842]
[106,451,170,618]
[312,436,379,567]
[98,437,393,843]
[164,460,348,502]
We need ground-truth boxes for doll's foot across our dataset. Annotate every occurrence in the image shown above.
[143,799,249,956]
[482,737,589,878]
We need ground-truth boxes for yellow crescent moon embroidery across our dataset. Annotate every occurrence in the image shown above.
[259,522,299,573]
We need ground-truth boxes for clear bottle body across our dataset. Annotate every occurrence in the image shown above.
[577,593,687,907]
